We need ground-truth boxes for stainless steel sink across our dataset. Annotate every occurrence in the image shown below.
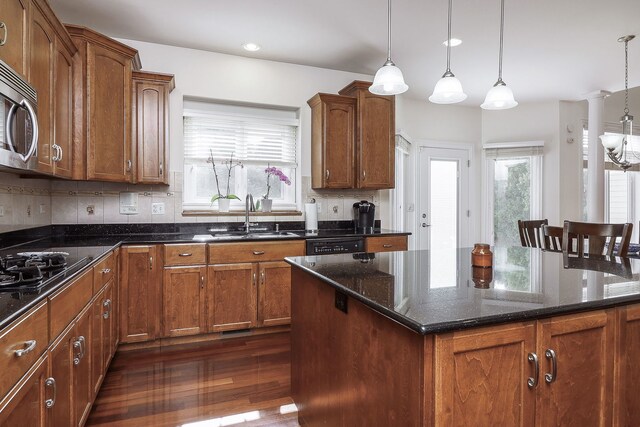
[196,231,299,241]
[246,231,299,238]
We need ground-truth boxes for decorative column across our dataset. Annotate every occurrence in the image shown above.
[585,90,611,222]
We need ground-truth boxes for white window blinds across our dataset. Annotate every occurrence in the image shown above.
[483,141,544,159]
[183,102,298,167]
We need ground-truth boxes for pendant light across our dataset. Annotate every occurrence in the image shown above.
[429,0,467,104]
[369,0,408,95]
[600,35,636,172]
[481,0,518,110]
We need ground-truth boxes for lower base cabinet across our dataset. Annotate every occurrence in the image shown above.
[208,263,257,332]
[434,309,614,427]
[48,323,75,426]
[73,304,93,427]
[162,266,207,337]
[0,354,49,427]
[258,261,293,327]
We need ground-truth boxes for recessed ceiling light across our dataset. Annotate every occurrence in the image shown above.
[443,38,462,47]
[242,42,261,52]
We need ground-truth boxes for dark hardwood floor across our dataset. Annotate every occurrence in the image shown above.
[87,332,298,427]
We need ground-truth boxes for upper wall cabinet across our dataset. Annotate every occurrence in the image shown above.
[308,81,395,190]
[0,0,29,78]
[66,25,141,182]
[339,81,395,189]
[132,71,174,185]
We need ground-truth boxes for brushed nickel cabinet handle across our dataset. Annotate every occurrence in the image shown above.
[149,256,153,270]
[126,159,132,172]
[101,268,111,274]
[103,299,111,319]
[57,145,63,162]
[51,144,59,162]
[325,169,330,180]
[159,162,163,176]
[363,170,366,180]
[253,273,257,287]
[527,352,539,389]
[178,253,192,257]
[78,336,86,360]
[383,244,393,248]
[45,377,56,409]
[261,270,266,285]
[544,349,557,384]
[200,276,205,289]
[73,339,82,365]
[14,340,37,357]
[0,22,6,46]
[253,251,265,255]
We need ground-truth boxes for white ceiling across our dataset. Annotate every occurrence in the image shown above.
[49,0,640,106]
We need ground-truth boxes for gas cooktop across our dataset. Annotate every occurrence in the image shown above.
[0,251,85,291]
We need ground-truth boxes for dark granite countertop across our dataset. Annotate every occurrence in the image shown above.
[0,223,409,330]
[286,246,640,335]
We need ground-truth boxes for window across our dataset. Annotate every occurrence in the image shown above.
[183,100,299,211]
[484,142,543,292]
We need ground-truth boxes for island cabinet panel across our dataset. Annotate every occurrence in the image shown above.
[339,80,395,189]
[119,245,160,343]
[29,4,54,175]
[258,261,292,327]
[207,264,257,332]
[162,266,207,337]
[308,93,356,189]
[365,235,408,253]
[615,303,640,426]
[291,268,424,427]
[0,353,48,427]
[434,322,537,427]
[536,309,614,427]
[0,0,29,77]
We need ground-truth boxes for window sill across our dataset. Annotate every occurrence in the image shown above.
[182,210,302,217]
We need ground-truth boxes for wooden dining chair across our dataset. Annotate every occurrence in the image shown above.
[518,219,548,248]
[562,220,633,257]
[543,225,564,252]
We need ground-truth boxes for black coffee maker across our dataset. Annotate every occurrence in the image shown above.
[353,200,375,233]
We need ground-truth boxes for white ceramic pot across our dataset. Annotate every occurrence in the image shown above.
[261,198,273,212]
[218,198,231,212]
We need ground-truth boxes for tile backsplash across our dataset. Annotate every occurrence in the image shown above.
[0,171,381,230]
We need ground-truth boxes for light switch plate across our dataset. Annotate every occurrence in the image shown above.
[119,192,138,215]
[152,202,165,215]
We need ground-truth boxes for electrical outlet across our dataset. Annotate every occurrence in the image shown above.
[39,204,46,214]
[86,205,95,215]
[152,202,165,215]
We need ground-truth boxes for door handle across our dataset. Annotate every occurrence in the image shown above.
[103,299,112,319]
[325,169,330,180]
[14,340,37,357]
[527,352,539,389]
[421,223,430,228]
[252,251,265,255]
[51,144,59,162]
[159,162,163,176]
[149,256,153,270]
[544,348,557,384]
[0,22,7,46]
[126,159,132,171]
[253,273,257,287]
[201,276,205,289]
[45,377,57,409]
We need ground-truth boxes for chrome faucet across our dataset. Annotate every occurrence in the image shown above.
[245,194,254,233]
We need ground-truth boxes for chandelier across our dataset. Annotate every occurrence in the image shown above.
[600,35,636,171]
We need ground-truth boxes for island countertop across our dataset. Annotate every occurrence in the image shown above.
[286,246,640,334]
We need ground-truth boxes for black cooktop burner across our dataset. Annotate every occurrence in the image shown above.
[0,251,69,290]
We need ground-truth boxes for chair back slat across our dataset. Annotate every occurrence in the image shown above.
[562,221,633,257]
[518,219,548,248]
[543,225,563,252]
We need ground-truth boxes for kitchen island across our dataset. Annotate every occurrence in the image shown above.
[287,247,640,426]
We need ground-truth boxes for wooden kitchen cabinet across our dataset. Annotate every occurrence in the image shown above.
[119,245,160,343]
[0,354,48,427]
[615,303,640,426]
[90,279,115,396]
[133,71,174,184]
[162,266,207,337]
[258,261,292,327]
[308,93,356,189]
[208,263,257,332]
[48,322,74,427]
[365,235,408,253]
[0,0,29,78]
[434,309,614,427]
[52,35,74,178]
[339,81,395,189]
[73,303,92,427]
[66,25,141,182]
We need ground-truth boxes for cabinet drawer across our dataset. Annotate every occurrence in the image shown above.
[164,244,206,266]
[365,236,408,252]
[93,251,115,292]
[0,301,48,400]
[209,240,305,263]
[49,269,93,340]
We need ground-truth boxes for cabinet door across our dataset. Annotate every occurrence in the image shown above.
[48,323,75,427]
[207,264,257,332]
[86,43,132,182]
[0,354,48,427]
[536,310,614,427]
[103,280,116,370]
[119,246,160,343]
[134,78,169,184]
[29,4,54,175]
[323,98,355,188]
[52,37,73,178]
[258,261,291,327]
[357,93,394,189]
[434,322,536,427]
[73,304,92,427]
[162,266,207,337]
[90,288,105,397]
[614,304,640,426]
[0,0,29,77]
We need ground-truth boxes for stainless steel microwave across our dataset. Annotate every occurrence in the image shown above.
[0,59,38,172]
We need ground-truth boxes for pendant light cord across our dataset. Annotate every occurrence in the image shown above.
[446,0,452,72]
[497,0,505,82]
[387,0,392,61]
[625,38,629,115]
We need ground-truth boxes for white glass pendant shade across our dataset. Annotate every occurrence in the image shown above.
[429,74,467,104]
[370,61,408,95]
[481,82,518,110]
[600,134,625,152]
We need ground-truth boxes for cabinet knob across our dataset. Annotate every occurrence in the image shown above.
[45,377,57,409]
[0,22,6,46]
